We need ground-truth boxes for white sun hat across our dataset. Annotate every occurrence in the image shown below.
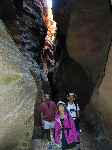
[57,101,66,106]
[69,92,74,96]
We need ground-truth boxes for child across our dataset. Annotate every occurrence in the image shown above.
[54,101,80,150]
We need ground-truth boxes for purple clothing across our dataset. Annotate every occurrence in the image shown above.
[39,101,56,121]
[54,112,80,145]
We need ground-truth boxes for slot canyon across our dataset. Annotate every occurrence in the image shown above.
[0,0,112,150]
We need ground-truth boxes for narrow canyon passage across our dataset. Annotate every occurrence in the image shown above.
[0,0,112,150]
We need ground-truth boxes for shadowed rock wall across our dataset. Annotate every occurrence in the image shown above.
[84,44,112,149]
[67,0,112,84]
[53,0,112,84]
[52,1,112,148]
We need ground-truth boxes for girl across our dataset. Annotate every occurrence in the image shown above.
[54,101,80,150]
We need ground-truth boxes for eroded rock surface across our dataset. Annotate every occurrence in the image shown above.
[53,0,112,84]
[67,0,112,84]
[0,20,37,150]
[84,44,112,150]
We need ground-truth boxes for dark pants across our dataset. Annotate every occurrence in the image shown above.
[74,118,80,132]
[41,128,51,141]
[61,128,68,150]
[61,128,76,150]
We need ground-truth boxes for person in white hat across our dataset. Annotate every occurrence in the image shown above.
[66,92,81,133]
[54,100,80,150]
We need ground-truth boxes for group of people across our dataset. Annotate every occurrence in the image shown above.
[39,92,81,150]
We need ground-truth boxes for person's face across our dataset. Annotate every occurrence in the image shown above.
[68,95,76,102]
[58,104,65,113]
[44,94,50,101]
[42,98,46,102]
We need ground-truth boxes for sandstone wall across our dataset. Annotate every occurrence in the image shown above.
[0,20,37,150]
[84,44,112,149]
[67,0,112,84]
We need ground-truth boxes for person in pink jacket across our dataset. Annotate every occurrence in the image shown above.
[54,101,80,150]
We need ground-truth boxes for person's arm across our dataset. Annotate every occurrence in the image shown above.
[40,112,44,128]
[54,117,61,144]
[70,116,80,141]
[77,110,80,118]
[76,104,80,118]
[40,112,43,121]
[39,104,44,127]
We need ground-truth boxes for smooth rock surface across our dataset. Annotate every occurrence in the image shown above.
[53,0,112,84]
[84,44,112,149]
[0,20,37,150]
[67,0,112,84]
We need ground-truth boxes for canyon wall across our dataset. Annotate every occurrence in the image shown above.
[84,44,112,149]
[67,0,112,84]
[52,1,112,148]
[0,20,37,150]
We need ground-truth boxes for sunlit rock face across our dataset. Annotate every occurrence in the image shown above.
[0,20,37,150]
[84,44,112,149]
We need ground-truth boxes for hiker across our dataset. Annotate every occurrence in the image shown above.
[39,93,56,141]
[67,92,81,133]
[54,101,80,150]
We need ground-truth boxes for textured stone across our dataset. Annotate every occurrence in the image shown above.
[84,44,112,149]
[67,0,112,84]
[0,20,37,150]
[53,0,112,84]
